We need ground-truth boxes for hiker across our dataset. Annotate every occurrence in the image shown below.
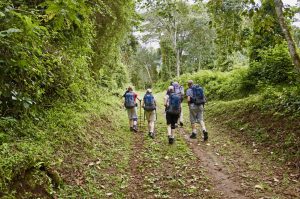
[124,86,140,132]
[164,86,182,144]
[186,80,208,141]
[142,89,157,138]
[172,81,184,127]
[166,81,184,127]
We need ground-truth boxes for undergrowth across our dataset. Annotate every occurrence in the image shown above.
[206,95,300,168]
[0,88,132,198]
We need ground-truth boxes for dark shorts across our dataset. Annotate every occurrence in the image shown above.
[166,112,180,129]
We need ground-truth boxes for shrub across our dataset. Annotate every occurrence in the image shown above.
[245,43,297,89]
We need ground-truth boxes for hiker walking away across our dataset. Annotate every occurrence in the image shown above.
[142,89,157,139]
[164,86,182,144]
[124,86,140,132]
[172,81,184,127]
[186,80,208,141]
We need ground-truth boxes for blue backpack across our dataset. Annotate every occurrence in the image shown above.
[124,92,136,108]
[168,93,181,115]
[192,85,206,105]
[143,93,156,111]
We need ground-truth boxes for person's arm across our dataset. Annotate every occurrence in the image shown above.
[186,89,192,105]
[136,93,141,102]
[164,95,168,107]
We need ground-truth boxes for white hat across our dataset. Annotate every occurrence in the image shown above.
[146,88,152,93]
[168,86,174,91]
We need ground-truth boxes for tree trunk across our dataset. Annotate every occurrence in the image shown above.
[173,18,180,77]
[144,64,153,84]
[274,0,300,72]
[176,49,180,77]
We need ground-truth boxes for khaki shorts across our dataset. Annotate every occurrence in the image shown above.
[189,104,204,124]
[127,107,138,120]
[144,110,156,122]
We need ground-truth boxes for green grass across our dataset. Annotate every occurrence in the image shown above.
[206,94,300,167]
[0,90,219,198]
[0,89,133,198]
[129,92,218,198]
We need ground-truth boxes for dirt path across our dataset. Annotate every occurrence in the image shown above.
[124,93,299,199]
[180,129,248,199]
[125,94,221,198]
[126,132,146,198]
[178,121,299,199]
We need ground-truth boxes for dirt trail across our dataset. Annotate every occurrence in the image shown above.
[126,132,146,198]
[124,93,299,199]
[179,123,299,199]
[180,129,248,199]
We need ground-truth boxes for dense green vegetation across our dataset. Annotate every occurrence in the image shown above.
[0,0,136,197]
[0,0,135,117]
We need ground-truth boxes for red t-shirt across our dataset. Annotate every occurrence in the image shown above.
[123,91,138,102]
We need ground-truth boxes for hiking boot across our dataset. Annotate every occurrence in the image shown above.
[168,136,175,144]
[133,126,138,132]
[203,130,208,141]
[190,132,197,139]
[180,122,184,127]
[149,132,154,139]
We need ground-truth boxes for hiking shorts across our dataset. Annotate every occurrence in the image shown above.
[127,107,138,121]
[189,104,204,124]
[145,110,156,122]
[166,112,180,129]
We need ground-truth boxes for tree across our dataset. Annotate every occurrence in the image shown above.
[129,46,160,88]
[274,0,300,72]
[248,0,285,61]
[181,2,217,72]
[140,0,190,77]
[207,0,253,70]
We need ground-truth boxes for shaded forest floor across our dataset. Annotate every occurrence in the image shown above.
[3,92,299,198]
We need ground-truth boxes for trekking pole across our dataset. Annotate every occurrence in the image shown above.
[139,99,142,131]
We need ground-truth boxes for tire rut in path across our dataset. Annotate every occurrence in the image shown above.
[126,132,145,198]
[180,129,248,199]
